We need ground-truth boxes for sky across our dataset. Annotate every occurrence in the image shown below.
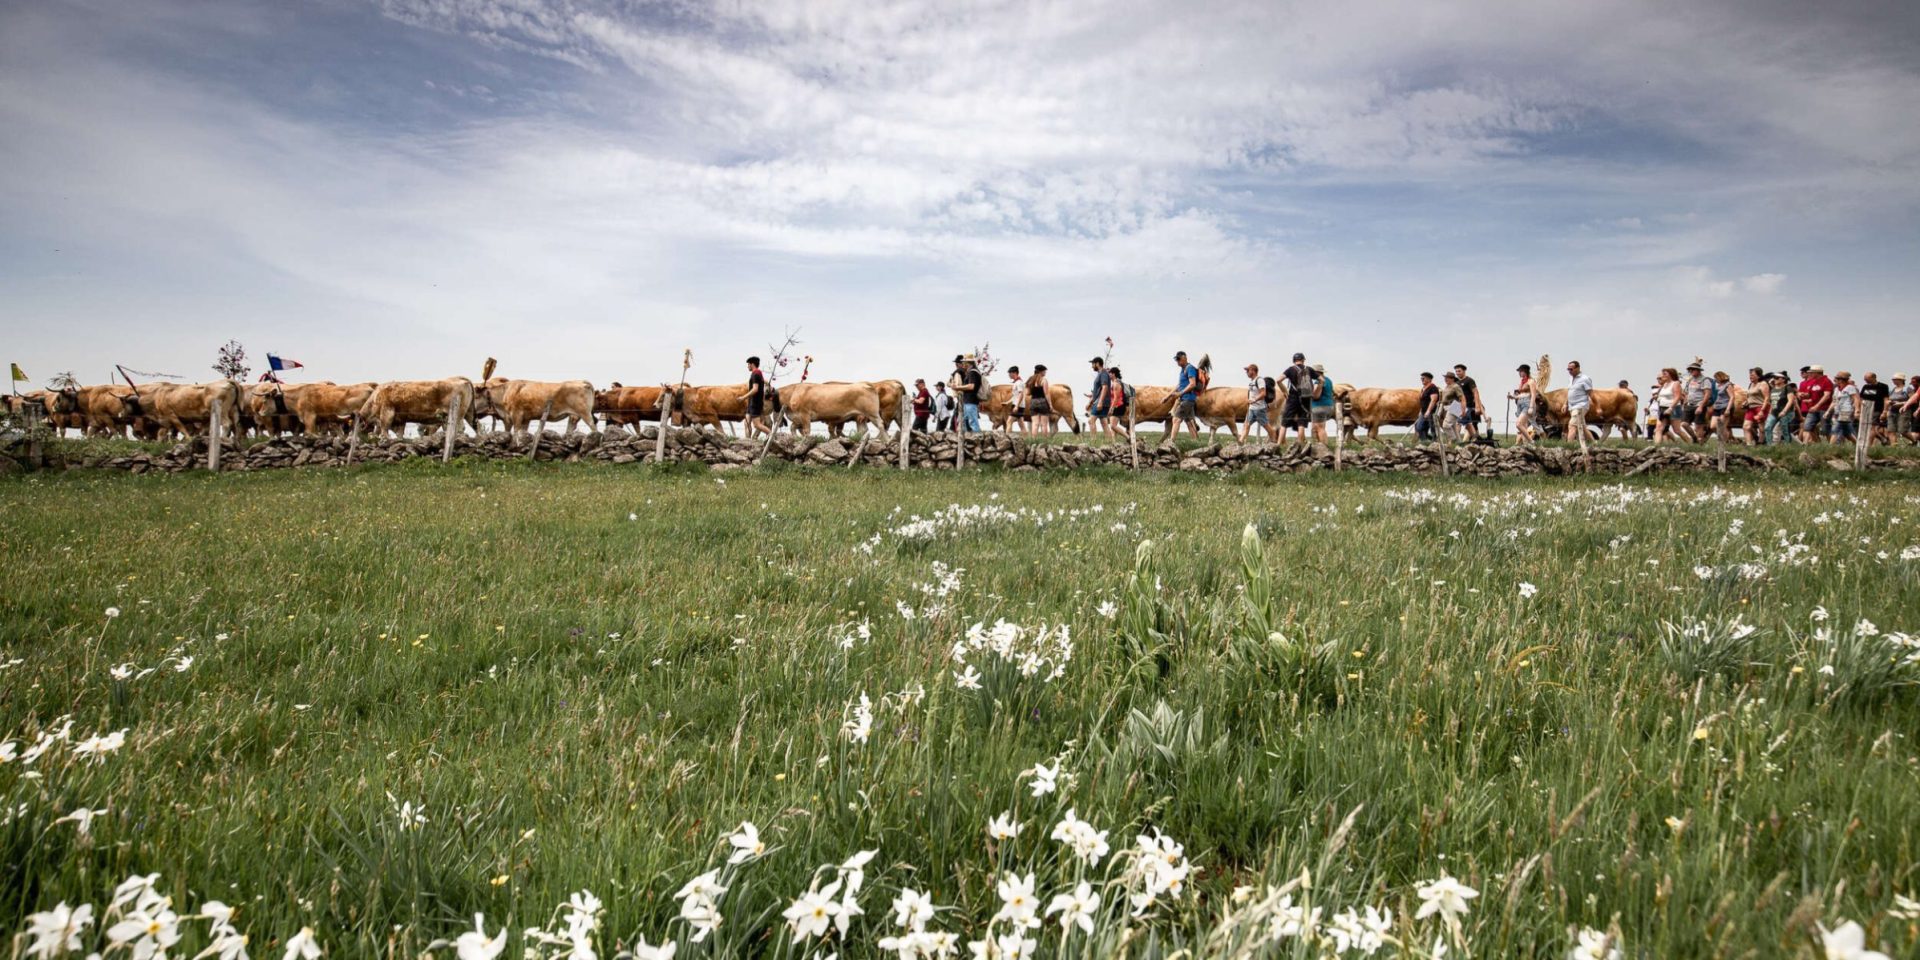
[3,0,1918,399]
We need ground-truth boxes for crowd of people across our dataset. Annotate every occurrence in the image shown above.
[737,351,1920,449]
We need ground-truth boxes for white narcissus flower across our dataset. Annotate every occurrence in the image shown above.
[954,666,982,690]
[838,849,879,897]
[1027,763,1058,797]
[987,812,1023,841]
[1095,600,1118,619]
[1518,582,1538,599]
[993,872,1040,930]
[890,888,934,932]
[105,607,120,618]
[1568,926,1622,960]
[782,881,843,943]
[110,873,162,912]
[24,901,93,959]
[106,905,183,957]
[454,913,506,960]
[727,821,765,864]
[1818,921,1890,960]
[993,932,1038,960]
[56,806,107,837]
[283,926,322,960]
[674,871,725,904]
[1413,874,1479,920]
[1045,882,1100,935]
[630,936,677,960]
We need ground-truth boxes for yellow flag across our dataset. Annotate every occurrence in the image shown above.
[8,363,25,382]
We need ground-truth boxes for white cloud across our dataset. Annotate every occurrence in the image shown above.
[1741,272,1786,295]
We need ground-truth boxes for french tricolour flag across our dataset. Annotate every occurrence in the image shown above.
[267,353,304,372]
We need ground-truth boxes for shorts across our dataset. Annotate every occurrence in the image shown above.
[1243,404,1269,427]
[1568,405,1590,435]
[1175,397,1197,421]
[1893,408,1912,434]
[1028,398,1051,417]
[1514,397,1531,415]
[1832,418,1857,440]
[1801,410,1827,433]
[1281,405,1309,429]
[746,398,765,418]
[1743,406,1764,423]
[1311,406,1334,423]
[1091,400,1112,417]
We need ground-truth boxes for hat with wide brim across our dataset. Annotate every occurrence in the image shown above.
[1311,363,1325,373]
[1809,364,1824,373]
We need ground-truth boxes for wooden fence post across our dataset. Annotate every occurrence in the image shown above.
[529,398,554,461]
[1855,399,1875,471]
[347,414,361,466]
[208,397,223,472]
[899,392,911,469]
[955,401,965,469]
[655,391,672,463]
[443,393,461,463]
[1333,399,1346,471]
[1128,403,1139,470]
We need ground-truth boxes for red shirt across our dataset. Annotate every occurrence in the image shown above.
[1798,375,1833,413]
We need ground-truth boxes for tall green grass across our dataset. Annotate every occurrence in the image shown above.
[1,465,1916,959]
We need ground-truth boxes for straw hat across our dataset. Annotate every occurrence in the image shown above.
[1809,364,1825,373]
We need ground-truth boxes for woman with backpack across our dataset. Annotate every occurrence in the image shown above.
[1309,363,1336,444]
[1026,365,1054,437]
[1106,367,1131,440]
[1238,363,1276,443]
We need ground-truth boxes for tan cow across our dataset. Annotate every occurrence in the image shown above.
[1194,386,1249,440]
[474,378,597,435]
[983,383,1083,434]
[1127,385,1179,432]
[594,384,665,431]
[10,388,80,434]
[666,383,752,430]
[123,381,243,438]
[244,383,301,437]
[359,378,478,437]
[866,380,907,433]
[1533,388,1639,440]
[1341,387,1424,441]
[779,381,881,435]
[279,381,375,436]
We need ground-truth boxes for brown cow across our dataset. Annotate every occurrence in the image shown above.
[594,383,665,431]
[359,378,478,437]
[983,383,1083,434]
[244,383,301,437]
[1534,388,1639,440]
[123,381,243,438]
[280,382,375,436]
[667,383,751,430]
[779,381,881,435]
[866,380,907,434]
[474,378,597,435]
[1341,387,1424,441]
[1194,386,1249,440]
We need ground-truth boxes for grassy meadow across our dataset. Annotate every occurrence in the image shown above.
[2,462,1919,959]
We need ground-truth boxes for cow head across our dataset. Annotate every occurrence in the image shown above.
[47,386,80,415]
[470,380,503,419]
[663,383,687,425]
[117,387,147,419]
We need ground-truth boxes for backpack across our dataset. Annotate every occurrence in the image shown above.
[1261,377,1276,404]
[1122,382,1137,405]
[1196,367,1211,391]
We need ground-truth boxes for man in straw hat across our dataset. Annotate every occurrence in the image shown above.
[952,353,985,432]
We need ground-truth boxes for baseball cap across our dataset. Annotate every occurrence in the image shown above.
[1292,352,1305,361]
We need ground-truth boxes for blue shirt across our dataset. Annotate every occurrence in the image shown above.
[1177,364,1200,400]
[1091,370,1111,406]
[1568,374,1595,410]
[1312,376,1334,408]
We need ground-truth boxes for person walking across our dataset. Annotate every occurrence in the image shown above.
[740,356,770,439]
[956,354,985,432]
[931,381,955,432]
[1086,357,1111,437]
[1829,372,1860,445]
[1859,372,1891,445]
[1652,368,1681,444]
[1510,363,1535,443]
[1309,363,1336,444]
[911,378,932,432]
[1414,372,1439,443]
[1565,360,1595,450]
[1280,352,1313,446]
[1025,365,1055,436]
[1890,373,1915,444]
[1675,361,1710,443]
[1173,351,1203,440]
[1709,370,1735,443]
[1798,364,1833,442]
[1106,366,1131,440]
[1438,372,1466,442]
[1453,364,1482,441]
[1003,365,1027,435]
[1742,368,1767,445]
[1764,372,1798,445]
[1238,363,1276,443]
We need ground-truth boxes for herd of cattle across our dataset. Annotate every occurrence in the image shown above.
[3,374,1642,442]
